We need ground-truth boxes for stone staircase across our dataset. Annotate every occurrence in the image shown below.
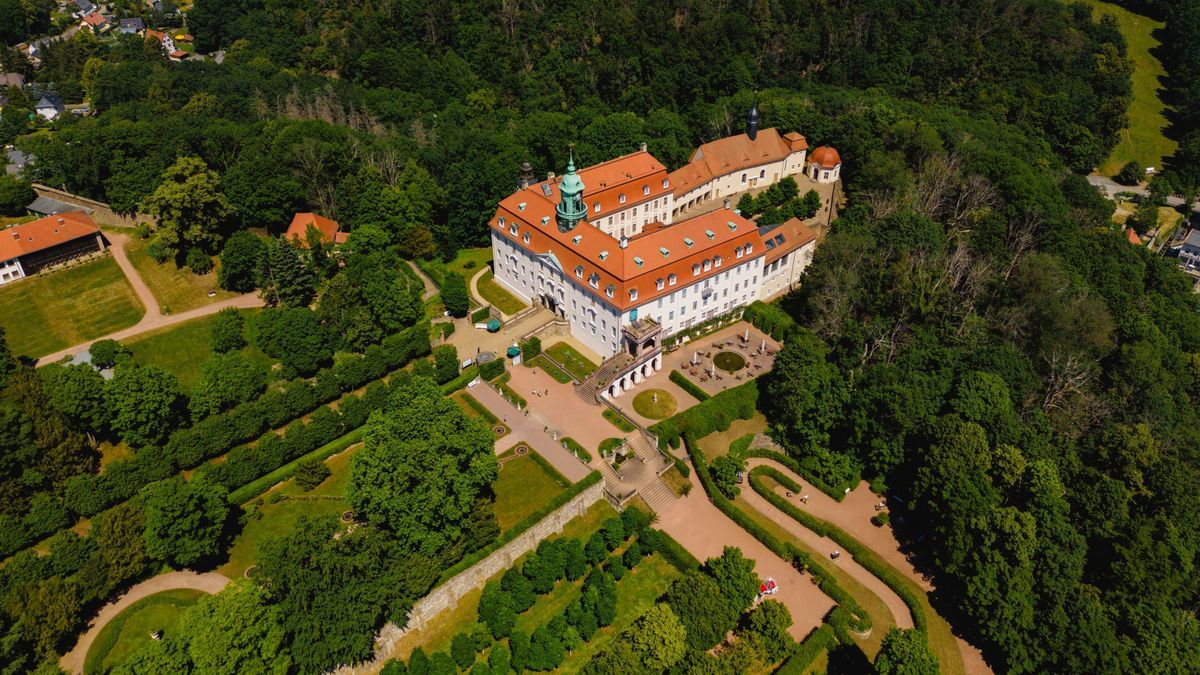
[626,432,663,466]
[639,479,680,514]
[575,353,633,405]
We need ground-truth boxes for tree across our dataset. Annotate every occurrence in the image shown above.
[106,364,185,447]
[190,352,268,419]
[92,501,148,594]
[408,648,430,675]
[218,231,266,292]
[0,174,34,216]
[262,236,317,308]
[40,362,109,434]
[762,328,847,457]
[177,581,289,674]
[432,345,459,384]
[4,576,81,658]
[625,604,687,670]
[442,271,470,318]
[706,547,760,613]
[140,476,230,567]
[295,458,332,491]
[874,628,939,675]
[348,377,498,555]
[710,454,745,499]
[254,307,332,376]
[664,571,739,650]
[488,641,510,674]
[521,337,541,361]
[89,338,130,369]
[451,632,477,670]
[743,600,794,662]
[478,582,517,638]
[210,307,247,353]
[139,156,234,255]
[0,327,13,387]
[1115,161,1143,186]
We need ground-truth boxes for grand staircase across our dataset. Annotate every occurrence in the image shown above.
[639,479,680,514]
[575,353,633,405]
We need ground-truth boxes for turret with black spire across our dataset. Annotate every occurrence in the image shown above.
[746,98,761,141]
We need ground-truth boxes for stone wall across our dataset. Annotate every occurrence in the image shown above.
[332,479,605,675]
[32,184,155,228]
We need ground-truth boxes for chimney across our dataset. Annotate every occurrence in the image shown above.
[723,197,731,210]
[619,236,629,249]
[639,142,647,152]
[547,171,556,181]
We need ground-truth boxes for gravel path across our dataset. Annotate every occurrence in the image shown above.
[406,260,438,301]
[59,570,231,674]
[36,232,264,366]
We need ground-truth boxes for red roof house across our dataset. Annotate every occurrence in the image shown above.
[286,213,348,247]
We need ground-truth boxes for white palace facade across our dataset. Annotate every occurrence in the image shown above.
[489,106,835,398]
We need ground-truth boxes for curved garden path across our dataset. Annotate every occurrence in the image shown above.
[405,260,438,301]
[60,571,231,674]
[744,457,992,675]
[36,232,264,366]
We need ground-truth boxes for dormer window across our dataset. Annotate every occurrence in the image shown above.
[662,179,668,189]
[605,284,615,298]
[727,221,737,231]
[736,246,744,258]
[714,255,722,268]
[692,264,700,276]
[619,194,626,204]
[541,216,550,225]
[668,273,677,286]
[683,237,694,248]
[509,223,518,235]
[703,259,711,272]
[572,234,582,244]
[745,243,753,254]
[705,229,715,240]
[499,216,506,227]
[659,247,670,258]
[594,202,601,213]
[589,273,599,288]
[629,288,638,301]
[518,202,527,211]
[656,278,664,290]
[522,232,531,244]
[633,256,644,268]
[599,250,608,261]
[575,265,584,278]
[643,185,650,196]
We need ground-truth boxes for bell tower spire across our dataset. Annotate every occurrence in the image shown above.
[746,97,760,141]
[555,147,587,232]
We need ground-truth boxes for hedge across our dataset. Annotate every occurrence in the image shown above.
[776,624,837,674]
[560,437,592,463]
[668,369,710,402]
[459,391,499,424]
[750,465,928,632]
[683,432,870,634]
[744,448,847,502]
[649,381,758,449]
[437,472,602,585]
[3,324,430,560]
[526,449,572,487]
[470,306,491,323]
[479,357,506,381]
[651,528,701,573]
[742,300,797,340]
[441,366,480,395]
[602,408,636,433]
[227,427,365,504]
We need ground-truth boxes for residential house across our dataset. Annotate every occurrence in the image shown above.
[0,212,106,285]
[34,93,65,121]
[286,212,348,247]
[117,17,145,35]
[73,0,97,17]
[81,12,112,34]
[5,148,30,176]
[0,73,25,89]
[1181,229,1200,270]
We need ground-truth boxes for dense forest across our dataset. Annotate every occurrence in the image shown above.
[6,0,1197,673]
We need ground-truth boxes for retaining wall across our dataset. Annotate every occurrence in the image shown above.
[332,479,605,674]
[32,184,155,228]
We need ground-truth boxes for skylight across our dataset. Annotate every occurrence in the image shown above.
[518,202,527,211]
[659,247,670,257]
[705,229,715,240]
[572,235,582,244]
[683,237,694,247]
[599,250,608,260]
[540,184,553,197]
[633,257,644,267]
[727,221,737,231]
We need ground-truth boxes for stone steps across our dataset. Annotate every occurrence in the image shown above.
[575,353,633,405]
[639,479,679,514]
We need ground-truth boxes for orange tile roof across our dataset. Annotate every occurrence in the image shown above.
[690,128,793,179]
[575,150,671,217]
[491,155,765,311]
[286,212,344,247]
[82,12,106,27]
[666,161,713,198]
[0,212,100,262]
[1125,227,1141,245]
[146,29,164,40]
[762,217,818,265]
[809,146,841,168]
[782,131,809,152]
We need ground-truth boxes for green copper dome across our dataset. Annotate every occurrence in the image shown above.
[556,151,587,232]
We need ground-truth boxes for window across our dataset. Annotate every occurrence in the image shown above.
[629,289,638,301]
[668,274,677,286]
[703,259,711,272]
[736,246,744,259]
[522,232,530,244]
[714,255,722,268]
[575,265,584,278]
[669,310,674,320]
[745,243,753,254]
[605,284,615,298]
[692,264,700,276]
[619,194,626,204]
[683,237,694,248]
[759,169,765,179]
[662,179,669,189]
[741,173,747,183]
[643,185,650,196]
[823,171,829,180]
[509,223,518,235]
[656,278,664,290]
[594,202,601,213]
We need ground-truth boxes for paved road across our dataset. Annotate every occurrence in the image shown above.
[59,571,231,674]
[656,459,836,641]
[1088,173,1197,213]
[36,232,264,366]
[469,380,592,483]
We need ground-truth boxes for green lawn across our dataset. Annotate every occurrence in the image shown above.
[544,342,598,380]
[493,450,569,531]
[125,309,270,390]
[123,235,237,314]
[417,248,493,288]
[1082,0,1176,176]
[527,354,572,383]
[451,391,510,438]
[632,389,677,419]
[0,256,144,359]
[602,408,636,433]
[84,589,207,674]
[477,270,527,315]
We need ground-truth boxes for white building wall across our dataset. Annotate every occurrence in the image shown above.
[758,240,816,302]
[591,192,675,239]
[0,257,25,285]
[628,256,764,338]
[674,150,806,214]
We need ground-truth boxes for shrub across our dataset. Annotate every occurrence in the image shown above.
[650,381,758,449]
[872,511,890,527]
[89,339,129,369]
[521,336,542,360]
[294,458,331,491]
[479,358,505,381]
[145,240,170,263]
[442,272,470,317]
[1115,160,1143,185]
[710,454,744,499]
[742,301,796,340]
[210,307,247,353]
[471,306,491,323]
[186,247,214,274]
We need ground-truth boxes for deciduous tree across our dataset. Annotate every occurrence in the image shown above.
[140,156,234,255]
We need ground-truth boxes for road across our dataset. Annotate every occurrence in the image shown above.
[36,232,264,366]
[1087,173,1196,213]
[59,571,231,674]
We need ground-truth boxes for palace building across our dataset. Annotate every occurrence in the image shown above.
[490,106,834,398]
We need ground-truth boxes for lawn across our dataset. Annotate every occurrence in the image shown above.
[544,342,598,380]
[527,354,572,383]
[1082,0,1176,176]
[84,588,207,673]
[602,408,636,433]
[125,309,270,390]
[696,413,768,460]
[477,270,527,315]
[451,391,510,438]
[0,256,144,359]
[632,389,677,419]
[493,450,569,532]
[123,235,237,314]
[418,247,494,289]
